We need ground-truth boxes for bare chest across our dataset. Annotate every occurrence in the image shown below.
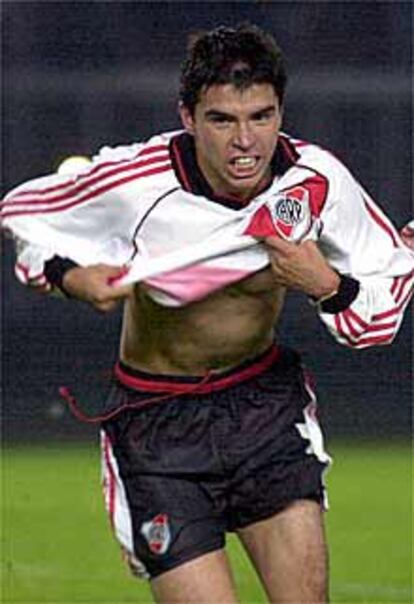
[225,266,280,298]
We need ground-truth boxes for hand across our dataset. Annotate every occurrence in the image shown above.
[264,236,340,299]
[400,221,414,251]
[62,264,134,312]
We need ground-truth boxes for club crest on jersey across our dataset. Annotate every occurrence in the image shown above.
[244,185,315,240]
[141,513,171,555]
[273,196,303,225]
[270,187,310,238]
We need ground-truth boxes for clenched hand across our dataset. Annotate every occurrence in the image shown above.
[264,237,340,300]
[62,264,134,312]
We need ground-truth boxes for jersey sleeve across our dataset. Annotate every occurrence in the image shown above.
[316,159,414,348]
[0,138,172,288]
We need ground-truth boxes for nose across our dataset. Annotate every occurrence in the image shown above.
[232,122,255,150]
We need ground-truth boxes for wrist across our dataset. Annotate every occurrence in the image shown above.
[309,271,341,301]
[44,256,79,297]
[310,273,360,313]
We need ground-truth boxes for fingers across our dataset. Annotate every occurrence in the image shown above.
[264,235,318,254]
[263,235,295,252]
[62,263,133,312]
[398,220,414,251]
[263,236,339,298]
[264,236,319,259]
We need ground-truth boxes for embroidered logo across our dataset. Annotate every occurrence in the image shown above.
[273,196,304,226]
[244,184,316,241]
[270,187,310,238]
[141,513,171,555]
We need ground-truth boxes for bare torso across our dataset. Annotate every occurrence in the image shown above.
[120,266,285,375]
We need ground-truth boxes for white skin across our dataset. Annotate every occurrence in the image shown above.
[55,83,338,603]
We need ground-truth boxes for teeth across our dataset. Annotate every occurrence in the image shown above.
[234,157,256,167]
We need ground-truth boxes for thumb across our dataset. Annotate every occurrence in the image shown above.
[104,265,129,280]
[106,266,133,295]
[110,283,134,299]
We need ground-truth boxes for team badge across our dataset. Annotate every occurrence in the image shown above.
[244,185,313,241]
[269,187,311,239]
[140,513,171,555]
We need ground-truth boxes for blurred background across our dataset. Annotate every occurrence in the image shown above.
[1,1,412,443]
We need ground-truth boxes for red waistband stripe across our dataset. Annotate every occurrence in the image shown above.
[114,346,280,395]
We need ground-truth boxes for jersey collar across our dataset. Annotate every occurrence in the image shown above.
[169,131,299,210]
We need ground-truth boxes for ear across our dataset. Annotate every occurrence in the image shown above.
[178,102,195,135]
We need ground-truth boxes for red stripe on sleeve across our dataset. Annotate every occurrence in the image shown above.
[2,144,169,205]
[363,197,400,247]
[393,271,414,303]
[344,307,369,330]
[354,333,395,347]
[15,263,46,283]
[2,163,172,219]
[334,313,355,346]
[2,153,170,209]
[341,310,360,339]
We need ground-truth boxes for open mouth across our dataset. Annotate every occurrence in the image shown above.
[228,156,260,177]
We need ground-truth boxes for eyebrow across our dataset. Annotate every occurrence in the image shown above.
[204,105,277,120]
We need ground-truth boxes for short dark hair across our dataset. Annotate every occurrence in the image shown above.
[179,23,287,114]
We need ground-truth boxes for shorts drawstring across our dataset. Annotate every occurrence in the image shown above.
[59,372,214,424]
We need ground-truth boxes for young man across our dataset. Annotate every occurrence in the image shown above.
[2,24,413,604]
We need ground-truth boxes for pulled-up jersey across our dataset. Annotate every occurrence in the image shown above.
[1,130,413,348]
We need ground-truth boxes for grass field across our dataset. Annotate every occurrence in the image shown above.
[1,441,412,604]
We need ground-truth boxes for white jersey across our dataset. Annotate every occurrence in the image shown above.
[1,130,413,349]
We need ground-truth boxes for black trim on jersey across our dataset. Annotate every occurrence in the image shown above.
[132,187,181,239]
[128,187,182,260]
[44,188,181,292]
[169,132,299,210]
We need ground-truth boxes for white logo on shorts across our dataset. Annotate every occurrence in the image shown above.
[141,513,171,555]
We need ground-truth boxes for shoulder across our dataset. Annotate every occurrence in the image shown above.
[93,130,180,163]
[90,130,181,191]
[280,132,351,181]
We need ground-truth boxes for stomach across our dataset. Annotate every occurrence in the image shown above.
[120,267,286,375]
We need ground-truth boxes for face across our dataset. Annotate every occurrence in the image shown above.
[179,83,282,201]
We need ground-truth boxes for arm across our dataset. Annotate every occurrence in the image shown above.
[265,163,413,349]
[1,135,171,293]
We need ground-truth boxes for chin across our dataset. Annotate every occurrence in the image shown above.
[226,175,264,198]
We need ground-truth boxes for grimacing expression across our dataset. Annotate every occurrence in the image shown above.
[180,83,282,201]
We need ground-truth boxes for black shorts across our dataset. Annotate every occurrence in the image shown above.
[100,346,330,579]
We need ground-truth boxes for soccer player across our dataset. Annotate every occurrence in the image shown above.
[2,24,413,604]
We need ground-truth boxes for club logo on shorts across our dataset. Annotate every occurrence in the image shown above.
[141,513,171,555]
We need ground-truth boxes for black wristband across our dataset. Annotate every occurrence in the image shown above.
[314,274,360,314]
[44,255,79,294]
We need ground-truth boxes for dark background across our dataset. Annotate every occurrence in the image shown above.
[1,1,412,442]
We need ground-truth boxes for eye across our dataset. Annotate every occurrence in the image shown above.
[253,111,273,123]
[209,115,232,125]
